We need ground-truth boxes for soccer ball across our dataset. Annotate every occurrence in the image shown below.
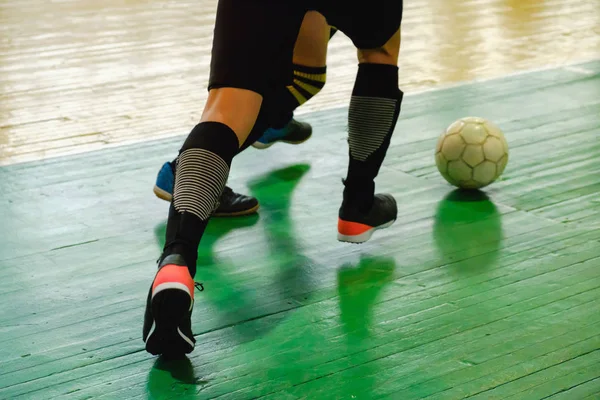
[435,117,509,189]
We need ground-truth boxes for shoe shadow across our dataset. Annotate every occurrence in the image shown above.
[337,256,397,342]
[433,189,504,274]
[216,163,316,340]
[247,163,315,304]
[146,355,207,399]
[336,255,397,398]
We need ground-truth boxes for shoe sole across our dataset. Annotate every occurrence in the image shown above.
[251,135,312,150]
[153,185,173,202]
[214,203,260,217]
[153,185,260,217]
[145,288,194,356]
[337,219,396,244]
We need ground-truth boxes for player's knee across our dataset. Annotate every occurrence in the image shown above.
[201,87,263,145]
[292,11,330,67]
[357,28,401,65]
[357,48,397,65]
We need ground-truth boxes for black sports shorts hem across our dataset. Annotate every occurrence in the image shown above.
[207,0,403,96]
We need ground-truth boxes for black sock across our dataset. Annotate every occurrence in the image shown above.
[163,122,239,276]
[344,63,403,210]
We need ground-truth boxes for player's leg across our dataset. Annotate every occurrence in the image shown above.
[152,11,332,215]
[142,0,305,356]
[252,11,331,149]
[325,2,404,243]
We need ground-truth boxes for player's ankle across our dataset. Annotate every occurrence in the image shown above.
[160,245,196,278]
[342,179,374,210]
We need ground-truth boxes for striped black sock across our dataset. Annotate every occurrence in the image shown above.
[286,64,326,107]
[162,122,239,275]
[269,64,327,129]
[173,148,230,219]
[344,63,403,210]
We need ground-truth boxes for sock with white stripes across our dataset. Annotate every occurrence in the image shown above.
[162,122,239,276]
[343,63,403,211]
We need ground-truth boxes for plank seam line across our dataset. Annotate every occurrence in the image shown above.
[463,348,600,399]
[249,301,600,400]
[539,375,600,400]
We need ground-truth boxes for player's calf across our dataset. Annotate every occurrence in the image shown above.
[339,31,403,243]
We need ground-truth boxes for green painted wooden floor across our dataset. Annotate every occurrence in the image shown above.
[1,61,599,399]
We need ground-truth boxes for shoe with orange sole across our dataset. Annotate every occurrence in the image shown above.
[143,254,196,356]
[337,194,397,243]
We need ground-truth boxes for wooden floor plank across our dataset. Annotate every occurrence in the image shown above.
[270,323,600,400]
[7,252,596,398]
[34,285,600,399]
[0,216,595,360]
[505,364,600,400]
[1,226,597,396]
[544,377,600,400]
[0,34,599,400]
[2,0,599,165]
[467,347,600,400]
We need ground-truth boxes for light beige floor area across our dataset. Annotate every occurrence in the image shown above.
[1,0,599,165]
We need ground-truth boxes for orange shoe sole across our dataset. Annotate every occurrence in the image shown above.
[337,218,396,244]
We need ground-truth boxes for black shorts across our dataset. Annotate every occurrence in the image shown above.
[319,1,403,50]
[208,0,403,96]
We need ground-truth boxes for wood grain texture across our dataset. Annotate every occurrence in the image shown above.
[0,60,599,399]
[1,0,599,164]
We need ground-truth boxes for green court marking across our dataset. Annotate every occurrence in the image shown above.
[0,60,598,399]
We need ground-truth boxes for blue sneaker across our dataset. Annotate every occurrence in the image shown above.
[153,161,175,202]
[152,161,259,216]
[252,118,312,149]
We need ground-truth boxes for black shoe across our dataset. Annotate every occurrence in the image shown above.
[337,194,397,243]
[143,254,196,356]
[214,186,260,217]
[251,118,313,149]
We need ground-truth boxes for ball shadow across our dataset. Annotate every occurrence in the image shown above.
[433,189,504,273]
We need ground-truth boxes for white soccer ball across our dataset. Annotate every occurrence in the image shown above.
[435,117,509,189]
